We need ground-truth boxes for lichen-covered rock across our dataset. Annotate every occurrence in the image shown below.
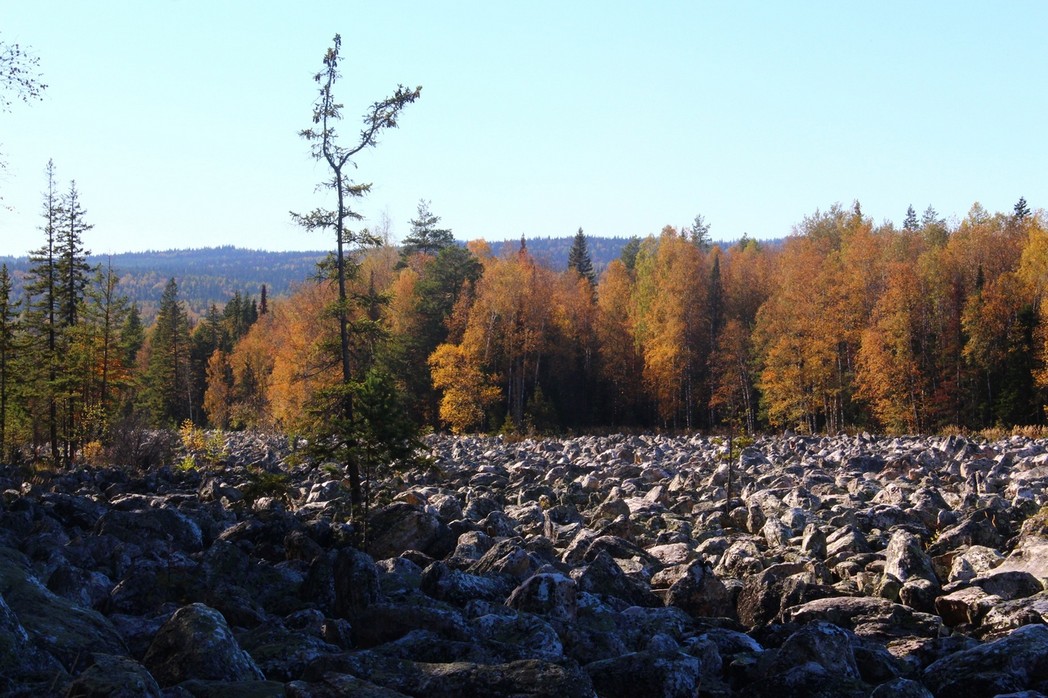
[976,591,1048,638]
[472,612,565,662]
[995,535,1048,584]
[420,560,510,605]
[584,649,701,698]
[783,596,943,642]
[761,621,860,680]
[571,549,661,608]
[304,652,596,697]
[922,624,1048,697]
[664,558,734,620]
[64,653,162,697]
[0,589,66,692]
[95,506,203,553]
[366,502,455,561]
[0,546,127,672]
[333,546,381,617]
[142,602,264,686]
[883,529,938,587]
[506,571,578,621]
[947,545,1005,584]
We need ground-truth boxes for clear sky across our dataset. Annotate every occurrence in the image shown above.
[1,1,1046,257]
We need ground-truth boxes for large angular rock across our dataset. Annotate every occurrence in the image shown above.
[506,571,578,621]
[584,649,701,698]
[934,586,998,627]
[333,546,381,617]
[366,503,455,561]
[763,621,860,678]
[736,561,834,628]
[142,603,264,686]
[0,546,127,672]
[95,506,203,553]
[995,534,1048,583]
[64,653,162,697]
[0,589,66,691]
[420,560,510,605]
[571,550,661,608]
[946,545,1005,584]
[303,652,595,697]
[783,596,943,642]
[472,612,565,662]
[922,624,1048,697]
[664,559,734,620]
[883,529,938,586]
[977,591,1048,637]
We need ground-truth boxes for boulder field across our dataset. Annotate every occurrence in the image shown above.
[3,431,1048,696]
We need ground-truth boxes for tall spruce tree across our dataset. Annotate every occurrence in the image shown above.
[401,199,453,258]
[1014,197,1031,222]
[620,236,641,273]
[903,205,919,232]
[22,160,62,462]
[567,227,596,286]
[688,214,712,251]
[78,260,130,438]
[120,303,144,370]
[292,34,421,504]
[0,264,15,461]
[54,180,91,463]
[141,278,192,426]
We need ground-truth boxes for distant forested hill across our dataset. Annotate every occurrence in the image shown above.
[0,246,326,323]
[495,235,630,273]
[0,237,648,325]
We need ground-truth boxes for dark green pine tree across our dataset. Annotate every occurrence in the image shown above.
[22,159,63,463]
[387,244,482,427]
[620,236,641,273]
[567,227,596,286]
[189,303,226,424]
[140,278,193,426]
[120,303,144,370]
[903,204,919,232]
[80,260,130,434]
[688,214,711,251]
[55,180,92,463]
[56,181,92,329]
[0,264,17,462]
[401,199,454,259]
[1014,197,1031,222]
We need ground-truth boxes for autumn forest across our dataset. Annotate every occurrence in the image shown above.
[2,184,1047,468]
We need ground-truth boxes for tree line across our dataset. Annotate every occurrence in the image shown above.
[195,197,1047,440]
[4,162,1044,468]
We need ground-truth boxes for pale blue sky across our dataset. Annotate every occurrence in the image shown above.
[1,1,1045,256]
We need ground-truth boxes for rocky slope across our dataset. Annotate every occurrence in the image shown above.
[3,432,1048,696]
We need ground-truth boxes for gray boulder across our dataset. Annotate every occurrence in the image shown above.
[142,602,264,686]
[922,624,1048,698]
[663,559,734,619]
[506,571,578,621]
[366,502,454,561]
[584,649,701,698]
[64,653,162,697]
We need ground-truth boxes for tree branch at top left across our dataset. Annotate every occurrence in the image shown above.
[0,34,46,112]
